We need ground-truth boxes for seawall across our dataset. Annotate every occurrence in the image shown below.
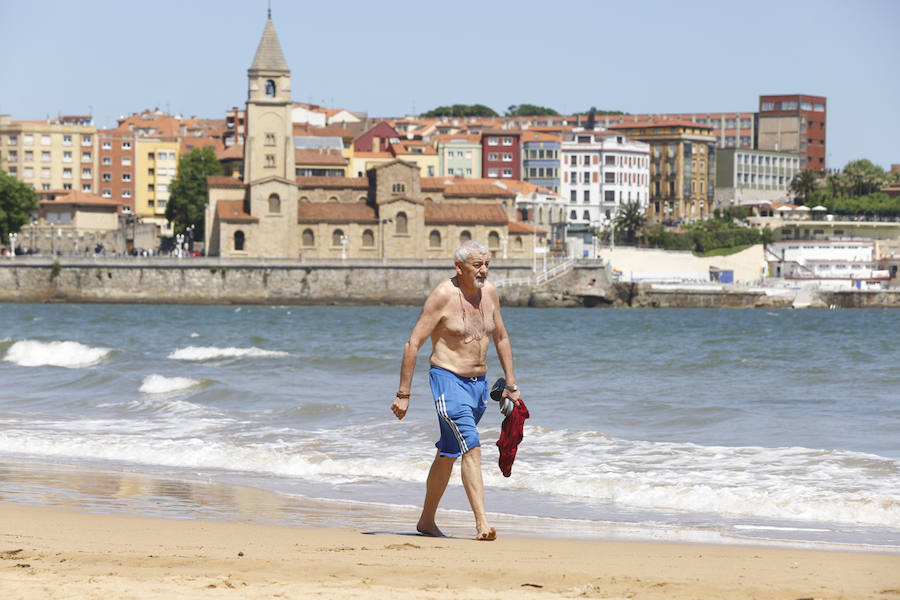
[0,258,600,307]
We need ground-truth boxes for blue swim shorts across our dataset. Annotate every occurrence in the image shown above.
[429,365,488,458]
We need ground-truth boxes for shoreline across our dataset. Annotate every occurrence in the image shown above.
[3,502,898,600]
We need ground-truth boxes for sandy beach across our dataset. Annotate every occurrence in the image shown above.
[2,503,898,600]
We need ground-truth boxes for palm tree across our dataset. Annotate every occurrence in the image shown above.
[614,201,646,245]
[789,169,818,203]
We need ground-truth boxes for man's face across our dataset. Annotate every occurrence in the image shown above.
[458,253,490,288]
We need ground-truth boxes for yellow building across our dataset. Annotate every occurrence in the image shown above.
[134,138,179,235]
[389,140,440,178]
[608,120,716,222]
[0,114,98,193]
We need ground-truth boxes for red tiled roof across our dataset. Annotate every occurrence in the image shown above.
[425,203,508,225]
[508,221,547,234]
[442,183,516,198]
[297,202,377,223]
[217,144,244,160]
[606,119,714,131]
[297,176,368,189]
[39,190,121,208]
[295,148,347,166]
[207,175,246,188]
[216,200,257,222]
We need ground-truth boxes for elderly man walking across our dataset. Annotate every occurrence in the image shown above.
[391,240,521,540]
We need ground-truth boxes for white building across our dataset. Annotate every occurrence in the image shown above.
[766,239,890,290]
[560,129,650,228]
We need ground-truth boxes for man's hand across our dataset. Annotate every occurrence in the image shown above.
[502,388,521,407]
[391,396,409,420]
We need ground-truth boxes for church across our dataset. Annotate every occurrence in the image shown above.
[204,17,545,260]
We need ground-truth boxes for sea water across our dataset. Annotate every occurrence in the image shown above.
[1,303,898,550]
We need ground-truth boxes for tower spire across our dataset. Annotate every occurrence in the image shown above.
[267,0,271,20]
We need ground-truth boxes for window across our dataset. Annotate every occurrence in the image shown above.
[502,153,512,162]
[332,229,345,246]
[583,210,590,220]
[82,184,92,192]
[265,80,276,97]
[429,230,441,248]
[570,210,577,220]
[362,229,375,247]
[501,168,512,178]
[605,155,615,165]
[605,190,615,202]
[102,189,111,198]
[570,190,576,203]
[391,183,406,193]
[102,141,112,150]
[40,135,50,146]
[102,173,111,182]
[7,166,16,176]
[234,230,245,251]
[488,152,499,161]
[605,172,615,183]
[63,168,72,179]
[122,156,132,166]
[24,134,33,145]
[302,229,315,246]
[487,137,498,146]
[24,150,33,161]
[63,151,72,163]
[82,152,91,163]
[268,193,281,213]
[122,141,131,150]
[24,167,33,178]
[148,183,155,191]
[81,168,91,179]
[459,230,471,243]
[41,151,50,162]
[583,190,590,203]
[82,135,92,146]
[265,154,275,167]
[487,168,498,177]
[102,156,111,165]
[7,135,17,145]
[41,168,50,179]
[7,150,16,161]
[265,133,275,146]
[122,173,131,182]
[502,137,513,146]
[395,212,408,234]
[488,231,500,249]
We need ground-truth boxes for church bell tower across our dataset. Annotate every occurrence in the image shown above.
[244,17,295,184]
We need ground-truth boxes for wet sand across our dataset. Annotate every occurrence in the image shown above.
[2,503,898,599]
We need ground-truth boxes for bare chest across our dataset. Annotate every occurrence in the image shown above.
[442,293,496,343]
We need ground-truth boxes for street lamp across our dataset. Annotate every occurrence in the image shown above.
[186,224,195,252]
[175,233,185,258]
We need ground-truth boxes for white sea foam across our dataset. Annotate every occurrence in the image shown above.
[168,345,290,361]
[139,374,204,396]
[3,340,112,368]
[190,332,200,338]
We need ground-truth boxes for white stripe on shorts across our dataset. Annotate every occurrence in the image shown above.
[437,392,468,454]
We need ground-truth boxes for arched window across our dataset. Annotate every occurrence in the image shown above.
[358,196,367,203]
[265,79,276,97]
[268,193,281,213]
[362,229,375,247]
[429,230,441,248]
[299,196,309,203]
[515,236,523,250]
[329,196,338,202]
[302,228,315,246]
[459,230,471,243]
[395,212,408,234]
[332,229,345,246]
[392,183,406,193]
[234,230,245,251]
[488,231,500,249]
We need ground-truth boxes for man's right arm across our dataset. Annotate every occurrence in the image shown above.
[392,286,447,420]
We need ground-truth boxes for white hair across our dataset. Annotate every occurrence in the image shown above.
[454,240,489,263]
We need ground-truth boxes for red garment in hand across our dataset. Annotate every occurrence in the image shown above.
[496,398,529,477]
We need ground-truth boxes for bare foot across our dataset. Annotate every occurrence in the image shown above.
[475,527,497,541]
[416,521,445,537]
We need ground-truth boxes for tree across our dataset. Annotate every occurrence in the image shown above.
[165,147,223,239]
[613,201,646,245]
[842,159,886,196]
[421,104,499,118]
[789,169,818,203]
[0,170,39,244]
[505,104,558,117]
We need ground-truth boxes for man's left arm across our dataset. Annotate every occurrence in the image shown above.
[490,286,521,404]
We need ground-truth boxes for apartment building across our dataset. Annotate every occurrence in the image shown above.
[0,114,98,193]
[521,131,561,192]
[135,139,179,234]
[593,112,757,151]
[714,148,802,208]
[757,94,826,172]
[482,130,521,180]
[436,134,482,178]
[607,121,716,223]
[560,129,650,229]
[97,128,136,213]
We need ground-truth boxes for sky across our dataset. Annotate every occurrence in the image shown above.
[2,0,898,171]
